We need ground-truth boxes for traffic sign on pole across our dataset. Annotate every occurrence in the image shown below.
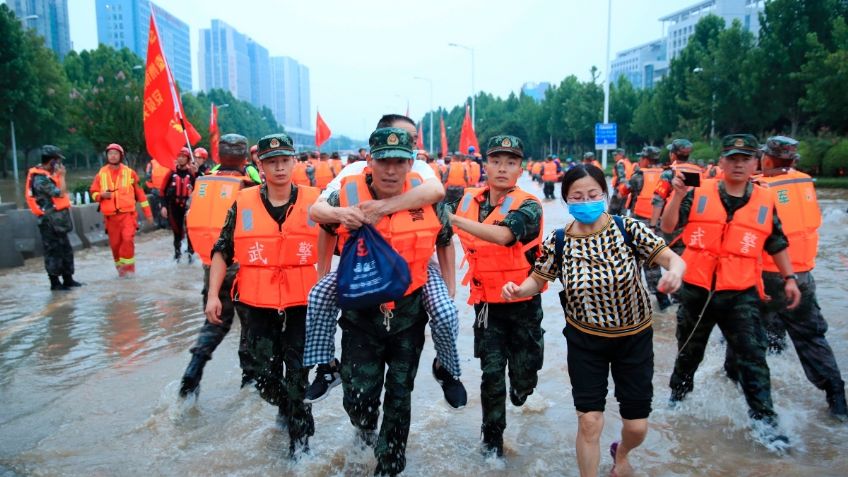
[595,122,617,150]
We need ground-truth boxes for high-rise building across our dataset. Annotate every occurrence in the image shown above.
[270,56,311,131]
[95,0,192,90]
[520,82,551,102]
[609,39,669,90]
[247,39,272,112]
[8,0,72,59]
[198,19,251,103]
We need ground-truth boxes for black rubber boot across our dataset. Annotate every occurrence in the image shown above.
[62,274,84,287]
[49,275,69,291]
[481,425,504,457]
[179,354,208,398]
[827,387,848,423]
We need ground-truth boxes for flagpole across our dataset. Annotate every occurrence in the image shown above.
[151,6,193,157]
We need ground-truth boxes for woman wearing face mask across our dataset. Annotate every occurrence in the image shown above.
[502,164,686,477]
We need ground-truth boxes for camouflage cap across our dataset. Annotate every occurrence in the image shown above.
[669,138,693,155]
[41,145,65,160]
[369,127,414,160]
[219,134,249,158]
[583,152,595,159]
[257,133,296,160]
[642,146,661,160]
[762,135,800,162]
[614,148,626,155]
[721,134,759,157]
[486,134,524,158]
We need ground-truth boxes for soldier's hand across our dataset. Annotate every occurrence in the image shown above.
[55,163,66,176]
[784,279,802,310]
[100,190,112,199]
[338,206,367,230]
[358,199,388,224]
[206,296,223,325]
[658,270,682,295]
[502,281,522,301]
[671,171,689,195]
[161,206,168,219]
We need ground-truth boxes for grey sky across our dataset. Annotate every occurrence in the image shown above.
[62,0,694,139]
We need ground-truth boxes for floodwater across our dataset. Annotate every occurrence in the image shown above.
[1,175,846,476]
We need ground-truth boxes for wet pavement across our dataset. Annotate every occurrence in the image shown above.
[1,175,846,476]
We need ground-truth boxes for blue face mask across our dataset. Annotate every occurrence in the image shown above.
[567,199,606,224]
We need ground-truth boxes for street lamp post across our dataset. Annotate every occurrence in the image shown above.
[601,0,613,169]
[9,16,38,184]
[693,67,716,144]
[413,76,434,153]
[448,42,475,128]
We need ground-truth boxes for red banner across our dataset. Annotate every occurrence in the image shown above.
[142,14,199,170]
[458,104,479,155]
[209,104,220,164]
[440,115,449,155]
[416,123,425,151]
[316,112,331,149]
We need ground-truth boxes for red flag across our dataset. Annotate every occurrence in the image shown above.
[143,14,200,170]
[458,104,479,155]
[416,123,424,151]
[209,104,220,164]
[315,111,331,149]
[439,115,449,155]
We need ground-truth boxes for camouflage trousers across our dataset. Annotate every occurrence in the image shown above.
[339,291,428,476]
[473,295,545,436]
[37,222,74,276]
[444,186,465,205]
[607,192,627,216]
[237,303,314,442]
[634,217,662,294]
[725,272,844,395]
[670,285,777,420]
[189,265,252,374]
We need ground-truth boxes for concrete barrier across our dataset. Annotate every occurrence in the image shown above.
[7,209,43,259]
[67,212,84,251]
[0,214,24,268]
[0,202,17,214]
[72,204,108,248]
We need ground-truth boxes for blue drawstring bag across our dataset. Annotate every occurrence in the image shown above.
[337,224,411,310]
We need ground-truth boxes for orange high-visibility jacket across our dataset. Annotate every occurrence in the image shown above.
[25,167,71,216]
[632,168,663,219]
[91,164,150,216]
[445,162,468,187]
[314,161,334,189]
[541,161,560,182]
[186,174,245,265]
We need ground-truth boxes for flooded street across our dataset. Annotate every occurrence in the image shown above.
[1,175,846,476]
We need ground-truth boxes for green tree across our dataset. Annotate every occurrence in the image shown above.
[800,17,848,133]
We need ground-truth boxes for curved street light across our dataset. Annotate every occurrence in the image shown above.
[448,42,475,129]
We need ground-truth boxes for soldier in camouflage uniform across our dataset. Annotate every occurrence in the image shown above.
[25,145,83,290]
[205,133,317,457]
[661,134,803,449]
[179,135,260,398]
[724,136,847,422]
[448,135,545,457]
[652,139,695,256]
[317,127,456,476]
[607,148,629,215]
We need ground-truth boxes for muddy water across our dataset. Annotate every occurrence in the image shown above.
[1,175,846,476]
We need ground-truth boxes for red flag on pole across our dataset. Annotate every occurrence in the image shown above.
[209,104,220,164]
[143,13,199,170]
[416,123,425,151]
[458,104,479,155]
[315,111,331,149]
[439,115,449,155]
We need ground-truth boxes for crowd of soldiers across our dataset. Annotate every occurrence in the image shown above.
[24,115,846,476]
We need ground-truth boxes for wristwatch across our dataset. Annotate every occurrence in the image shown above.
[783,274,798,282]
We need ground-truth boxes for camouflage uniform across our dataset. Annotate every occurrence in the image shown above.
[447,175,545,450]
[669,181,789,422]
[31,173,75,278]
[627,167,664,297]
[608,157,629,215]
[211,182,313,445]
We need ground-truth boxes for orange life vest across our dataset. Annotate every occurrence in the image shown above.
[531,162,543,175]
[455,187,546,304]
[445,163,467,187]
[756,170,821,273]
[314,161,334,189]
[612,159,635,187]
[541,161,560,182]
[232,185,321,310]
[145,159,170,190]
[330,159,343,175]
[186,175,245,266]
[292,162,311,187]
[591,160,602,170]
[632,167,663,219]
[466,161,481,185]
[680,180,773,294]
[96,164,140,215]
[338,172,440,297]
[25,167,71,216]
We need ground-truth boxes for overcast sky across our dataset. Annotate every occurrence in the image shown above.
[61,0,695,139]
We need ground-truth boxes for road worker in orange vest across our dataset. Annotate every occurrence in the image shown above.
[661,134,802,451]
[205,132,320,458]
[449,134,545,457]
[723,135,846,422]
[179,134,260,399]
[540,154,562,200]
[89,143,152,277]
